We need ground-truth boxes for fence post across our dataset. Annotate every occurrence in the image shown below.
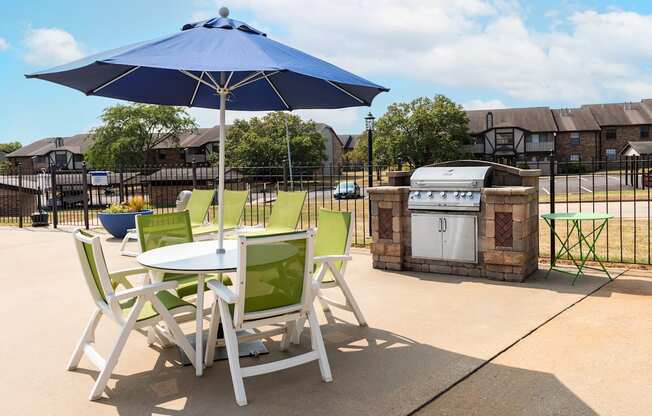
[82,162,89,230]
[50,163,58,229]
[192,159,197,189]
[18,163,23,228]
[119,168,125,203]
[549,153,556,265]
[283,164,288,191]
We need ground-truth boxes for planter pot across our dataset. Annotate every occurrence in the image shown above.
[98,210,154,239]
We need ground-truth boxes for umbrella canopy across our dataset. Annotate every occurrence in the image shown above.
[26,7,388,250]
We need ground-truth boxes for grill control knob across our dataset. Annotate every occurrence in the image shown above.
[440,192,446,198]
[427,192,433,198]
[454,192,460,198]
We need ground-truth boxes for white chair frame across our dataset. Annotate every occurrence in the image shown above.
[312,218,367,326]
[205,230,332,406]
[69,229,198,400]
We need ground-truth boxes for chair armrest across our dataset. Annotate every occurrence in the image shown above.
[314,255,352,263]
[109,280,178,302]
[207,280,238,304]
[109,267,149,280]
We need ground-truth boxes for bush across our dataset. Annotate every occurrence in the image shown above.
[104,196,150,213]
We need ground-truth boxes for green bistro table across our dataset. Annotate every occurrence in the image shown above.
[541,212,613,285]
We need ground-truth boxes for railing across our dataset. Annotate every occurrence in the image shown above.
[0,162,395,246]
[525,141,554,152]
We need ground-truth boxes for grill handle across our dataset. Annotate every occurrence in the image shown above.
[437,218,442,232]
[442,217,447,232]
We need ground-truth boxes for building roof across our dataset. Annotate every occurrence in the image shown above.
[619,141,652,156]
[7,134,93,158]
[552,108,601,132]
[583,101,652,126]
[338,134,362,150]
[466,107,557,135]
[143,167,242,182]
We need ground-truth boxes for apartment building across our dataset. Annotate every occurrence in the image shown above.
[466,98,652,166]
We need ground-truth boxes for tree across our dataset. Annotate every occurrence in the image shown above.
[0,141,22,154]
[85,104,196,167]
[369,95,470,168]
[210,112,325,169]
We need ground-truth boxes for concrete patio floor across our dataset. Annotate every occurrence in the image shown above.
[0,227,650,415]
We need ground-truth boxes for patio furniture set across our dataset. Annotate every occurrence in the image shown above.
[69,189,366,406]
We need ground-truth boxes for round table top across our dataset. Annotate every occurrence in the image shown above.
[137,239,239,274]
[541,212,614,221]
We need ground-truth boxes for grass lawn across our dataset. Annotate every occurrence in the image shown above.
[539,189,652,203]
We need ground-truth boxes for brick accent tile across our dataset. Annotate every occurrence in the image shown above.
[378,208,393,239]
[495,212,513,248]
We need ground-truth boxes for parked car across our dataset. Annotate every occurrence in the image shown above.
[334,182,361,199]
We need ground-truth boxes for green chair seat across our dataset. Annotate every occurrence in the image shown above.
[314,209,352,283]
[120,290,194,322]
[163,273,232,299]
[192,190,249,236]
[186,189,216,226]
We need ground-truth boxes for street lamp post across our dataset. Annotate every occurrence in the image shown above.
[365,112,375,235]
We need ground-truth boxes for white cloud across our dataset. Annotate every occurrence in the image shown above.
[222,1,652,105]
[0,37,9,51]
[463,99,506,110]
[23,27,84,66]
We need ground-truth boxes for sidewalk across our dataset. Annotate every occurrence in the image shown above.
[417,269,652,416]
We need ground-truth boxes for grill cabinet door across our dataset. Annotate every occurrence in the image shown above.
[411,213,443,259]
[441,215,477,262]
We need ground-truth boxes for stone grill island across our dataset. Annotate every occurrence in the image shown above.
[369,161,540,282]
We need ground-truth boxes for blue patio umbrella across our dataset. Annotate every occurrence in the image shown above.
[26,7,388,250]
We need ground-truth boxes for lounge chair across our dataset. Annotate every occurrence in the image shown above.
[192,189,249,238]
[238,190,307,235]
[68,229,197,400]
[205,230,332,406]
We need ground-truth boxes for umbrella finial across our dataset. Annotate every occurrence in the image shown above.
[219,7,230,18]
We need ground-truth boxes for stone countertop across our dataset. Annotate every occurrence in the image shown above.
[483,186,537,196]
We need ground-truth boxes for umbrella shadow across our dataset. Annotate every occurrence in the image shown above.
[81,321,597,416]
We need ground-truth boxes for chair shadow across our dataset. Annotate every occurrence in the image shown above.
[78,320,598,416]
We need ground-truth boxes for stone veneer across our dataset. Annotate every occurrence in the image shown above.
[369,163,540,282]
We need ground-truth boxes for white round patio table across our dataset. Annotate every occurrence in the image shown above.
[137,239,239,376]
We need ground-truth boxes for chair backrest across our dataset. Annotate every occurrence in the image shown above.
[232,230,315,327]
[314,209,352,277]
[185,189,216,225]
[136,211,193,253]
[221,190,249,229]
[73,229,121,317]
[267,191,307,231]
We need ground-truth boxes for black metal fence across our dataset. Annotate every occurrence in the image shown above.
[4,157,652,264]
[0,162,394,246]
[512,155,652,265]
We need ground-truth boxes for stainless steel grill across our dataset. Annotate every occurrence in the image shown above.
[408,166,492,212]
[409,165,493,263]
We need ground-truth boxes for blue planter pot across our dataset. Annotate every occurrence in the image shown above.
[98,210,154,239]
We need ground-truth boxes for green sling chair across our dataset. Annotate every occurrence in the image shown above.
[298,209,366,337]
[136,211,226,299]
[240,190,307,236]
[205,230,332,406]
[185,188,216,226]
[69,229,197,400]
[192,190,249,237]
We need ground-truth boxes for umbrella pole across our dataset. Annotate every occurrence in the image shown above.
[216,90,226,253]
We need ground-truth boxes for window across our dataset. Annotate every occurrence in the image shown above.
[606,148,617,160]
[54,151,68,168]
[495,130,514,146]
[527,133,539,144]
[474,135,483,145]
[606,128,617,140]
[570,132,580,146]
[641,125,650,139]
[158,153,167,160]
[569,154,581,162]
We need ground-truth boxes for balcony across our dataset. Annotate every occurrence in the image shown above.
[526,141,554,152]
[463,143,485,154]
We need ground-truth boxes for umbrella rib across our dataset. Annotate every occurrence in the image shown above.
[189,71,204,107]
[205,72,220,89]
[262,72,290,110]
[230,71,264,90]
[231,70,280,90]
[224,71,234,88]
[179,70,218,92]
[326,80,367,105]
[90,66,141,94]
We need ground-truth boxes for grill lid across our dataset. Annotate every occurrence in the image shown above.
[410,166,492,190]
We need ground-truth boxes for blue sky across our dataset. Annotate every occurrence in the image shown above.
[3,0,652,144]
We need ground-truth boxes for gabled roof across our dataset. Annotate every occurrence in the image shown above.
[619,141,652,156]
[466,107,557,135]
[552,108,601,132]
[338,134,362,150]
[7,134,93,157]
[583,101,652,126]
